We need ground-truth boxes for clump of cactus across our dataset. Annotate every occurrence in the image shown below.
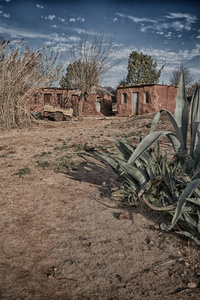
[99,70,200,245]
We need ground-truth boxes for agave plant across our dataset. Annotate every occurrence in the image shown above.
[99,70,200,245]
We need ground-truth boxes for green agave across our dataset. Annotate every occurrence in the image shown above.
[99,70,200,245]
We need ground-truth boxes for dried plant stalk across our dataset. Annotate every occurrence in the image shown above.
[0,39,63,128]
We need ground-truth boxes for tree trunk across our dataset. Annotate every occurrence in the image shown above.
[78,94,84,121]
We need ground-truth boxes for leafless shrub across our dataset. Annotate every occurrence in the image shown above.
[60,31,116,121]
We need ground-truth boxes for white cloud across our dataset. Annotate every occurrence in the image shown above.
[36,4,45,9]
[51,33,68,42]
[5,0,11,2]
[166,13,197,23]
[3,12,9,18]
[116,11,198,40]
[44,41,54,46]
[113,18,118,22]
[69,18,76,23]
[51,25,57,28]
[172,21,184,31]
[156,31,164,35]
[0,24,49,39]
[165,32,172,38]
[77,17,85,22]
[51,43,73,52]
[68,36,80,42]
[0,10,10,18]
[116,13,156,24]
[45,15,56,21]
[59,17,65,23]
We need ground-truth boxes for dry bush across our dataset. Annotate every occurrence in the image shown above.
[0,39,63,128]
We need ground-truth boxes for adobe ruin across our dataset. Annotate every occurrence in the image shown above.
[27,87,113,117]
[117,83,178,117]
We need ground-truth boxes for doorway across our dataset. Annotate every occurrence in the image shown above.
[133,92,139,115]
[97,97,101,112]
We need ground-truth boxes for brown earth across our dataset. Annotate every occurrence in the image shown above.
[0,115,200,300]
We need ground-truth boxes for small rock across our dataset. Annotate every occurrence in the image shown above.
[185,261,190,267]
[188,282,197,288]
[119,212,130,220]
[154,225,160,231]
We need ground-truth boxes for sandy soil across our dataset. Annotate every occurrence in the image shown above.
[0,115,200,300]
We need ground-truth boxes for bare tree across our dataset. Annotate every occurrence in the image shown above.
[0,39,63,128]
[169,65,195,87]
[61,31,115,121]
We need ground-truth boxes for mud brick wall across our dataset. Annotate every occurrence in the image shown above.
[117,84,178,117]
[26,88,73,113]
[27,88,112,116]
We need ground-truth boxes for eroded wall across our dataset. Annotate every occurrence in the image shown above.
[26,88,73,113]
[27,88,112,117]
[117,84,178,117]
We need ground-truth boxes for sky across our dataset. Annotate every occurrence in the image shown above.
[0,0,200,88]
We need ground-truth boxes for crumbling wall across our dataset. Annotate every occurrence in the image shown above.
[27,88,72,113]
[27,88,112,117]
[83,93,112,116]
[117,84,178,116]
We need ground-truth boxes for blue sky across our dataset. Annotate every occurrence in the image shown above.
[0,0,200,87]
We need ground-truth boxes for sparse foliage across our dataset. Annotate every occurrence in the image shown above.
[187,82,199,101]
[60,31,115,120]
[0,39,63,128]
[125,51,164,85]
[169,66,195,87]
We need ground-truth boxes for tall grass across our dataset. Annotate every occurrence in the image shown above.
[0,39,63,128]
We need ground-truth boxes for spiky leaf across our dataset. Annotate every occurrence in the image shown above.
[174,69,188,151]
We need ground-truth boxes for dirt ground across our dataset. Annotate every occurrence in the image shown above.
[0,115,200,300]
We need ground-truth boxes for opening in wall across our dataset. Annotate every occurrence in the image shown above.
[122,93,127,103]
[144,92,149,104]
[44,93,52,104]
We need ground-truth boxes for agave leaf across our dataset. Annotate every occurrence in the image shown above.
[112,137,132,160]
[151,108,184,152]
[185,197,200,206]
[175,69,188,151]
[190,84,200,165]
[120,174,140,192]
[128,131,180,165]
[197,211,200,234]
[97,152,119,171]
[120,138,136,153]
[150,111,161,132]
[117,160,149,188]
[183,212,198,234]
[142,194,177,211]
[176,230,200,245]
[162,162,179,202]
[169,178,200,230]
[98,152,140,191]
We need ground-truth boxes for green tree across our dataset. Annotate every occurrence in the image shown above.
[60,31,115,121]
[126,51,164,84]
[60,60,98,89]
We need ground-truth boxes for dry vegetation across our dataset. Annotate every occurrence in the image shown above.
[0,39,62,128]
[0,114,200,299]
